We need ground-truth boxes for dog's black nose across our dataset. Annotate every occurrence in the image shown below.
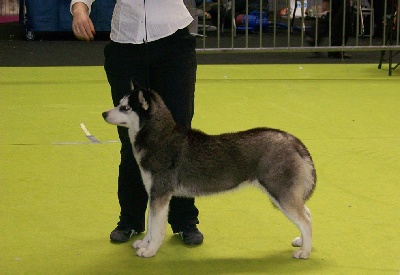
[102,112,108,119]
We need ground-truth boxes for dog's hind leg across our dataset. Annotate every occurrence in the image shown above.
[278,201,312,259]
[133,193,172,257]
[291,206,311,247]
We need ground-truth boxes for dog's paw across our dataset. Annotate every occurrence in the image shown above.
[291,236,302,247]
[292,248,310,259]
[133,239,148,249]
[136,247,157,258]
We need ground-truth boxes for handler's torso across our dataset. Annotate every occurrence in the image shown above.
[111,0,193,43]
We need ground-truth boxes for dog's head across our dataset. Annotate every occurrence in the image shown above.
[102,87,152,131]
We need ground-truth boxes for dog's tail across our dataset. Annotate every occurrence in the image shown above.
[293,137,316,201]
[301,155,316,201]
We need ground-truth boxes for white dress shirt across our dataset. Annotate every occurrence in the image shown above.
[71,0,193,43]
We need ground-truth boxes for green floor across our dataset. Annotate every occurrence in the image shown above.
[0,64,399,274]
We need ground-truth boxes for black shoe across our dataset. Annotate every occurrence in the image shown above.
[179,225,204,245]
[110,226,141,243]
[305,36,316,47]
[310,52,324,58]
[342,53,352,59]
[328,52,351,59]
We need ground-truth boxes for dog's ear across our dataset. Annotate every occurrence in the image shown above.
[138,90,150,111]
[130,79,145,91]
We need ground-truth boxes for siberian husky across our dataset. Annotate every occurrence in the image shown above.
[102,87,316,259]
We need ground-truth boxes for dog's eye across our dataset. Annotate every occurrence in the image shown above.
[120,106,131,112]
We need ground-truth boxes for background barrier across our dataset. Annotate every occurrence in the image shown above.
[189,0,400,53]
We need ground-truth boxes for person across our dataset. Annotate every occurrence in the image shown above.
[305,0,352,59]
[70,0,204,245]
[368,0,395,38]
[195,0,227,32]
[305,0,330,45]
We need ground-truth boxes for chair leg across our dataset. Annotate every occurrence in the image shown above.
[378,50,385,69]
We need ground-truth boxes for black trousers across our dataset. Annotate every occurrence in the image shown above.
[103,28,199,233]
[330,0,352,47]
[305,0,352,47]
[368,0,395,37]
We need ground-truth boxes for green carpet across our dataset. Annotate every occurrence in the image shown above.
[0,64,399,274]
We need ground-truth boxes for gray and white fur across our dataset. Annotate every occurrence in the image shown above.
[102,88,316,259]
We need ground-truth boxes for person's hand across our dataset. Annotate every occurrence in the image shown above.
[71,2,96,41]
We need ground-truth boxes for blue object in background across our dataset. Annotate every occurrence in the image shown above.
[20,0,115,40]
[236,11,269,32]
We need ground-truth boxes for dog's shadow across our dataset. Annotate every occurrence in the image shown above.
[161,235,325,274]
[109,234,325,273]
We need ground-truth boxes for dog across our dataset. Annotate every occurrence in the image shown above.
[102,87,316,259]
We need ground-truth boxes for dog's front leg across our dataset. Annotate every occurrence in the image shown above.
[133,193,172,257]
